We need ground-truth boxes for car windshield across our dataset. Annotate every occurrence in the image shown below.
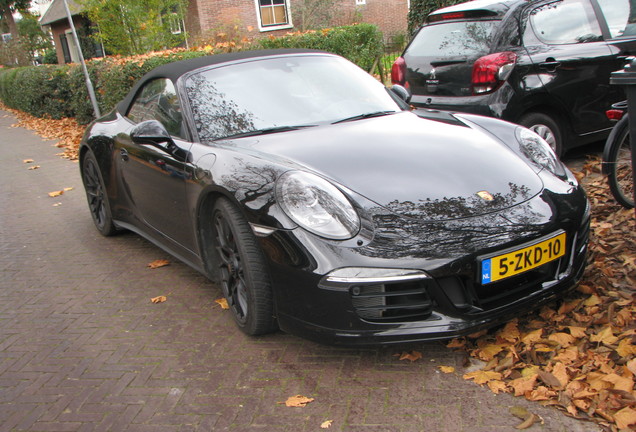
[184,55,402,142]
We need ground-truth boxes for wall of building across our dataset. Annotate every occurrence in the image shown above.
[191,0,408,41]
[49,16,86,65]
[331,0,409,38]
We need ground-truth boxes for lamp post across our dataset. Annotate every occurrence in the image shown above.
[62,0,100,118]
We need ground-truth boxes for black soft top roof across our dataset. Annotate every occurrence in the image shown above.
[117,48,329,114]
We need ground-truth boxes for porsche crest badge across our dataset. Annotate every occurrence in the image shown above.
[477,190,494,201]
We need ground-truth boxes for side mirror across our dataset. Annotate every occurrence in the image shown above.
[390,84,411,104]
[130,120,191,163]
[130,120,173,147]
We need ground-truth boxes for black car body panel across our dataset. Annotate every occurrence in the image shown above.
[80,50,590,345]
[397,0,636,154]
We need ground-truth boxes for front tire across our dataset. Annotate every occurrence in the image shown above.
[81,151,117,236]
[212,198,276,335]
[520,112,563,157]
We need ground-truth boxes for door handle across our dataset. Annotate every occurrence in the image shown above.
[539,59,561,72]
[120,149,129,161]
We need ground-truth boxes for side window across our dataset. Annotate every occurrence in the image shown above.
[127,78,184,139]
[597,0,636,38]
[529,0,602,44]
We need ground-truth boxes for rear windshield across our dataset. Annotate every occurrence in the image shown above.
[407,20,498,58]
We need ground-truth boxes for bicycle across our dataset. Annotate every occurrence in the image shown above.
[602,101,634,209]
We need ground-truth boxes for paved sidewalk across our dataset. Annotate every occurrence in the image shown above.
[0,109,600,432]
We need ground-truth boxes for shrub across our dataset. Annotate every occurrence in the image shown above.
[0,65,72,118]
[42,49,58,64]
[257,23,384,72]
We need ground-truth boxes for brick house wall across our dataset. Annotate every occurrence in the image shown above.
[47,16,90,65]
[331,0,409,38]
[191,0,409,40]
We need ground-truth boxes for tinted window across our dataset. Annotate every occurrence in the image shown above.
[407,21,497,58]
[127,79,184,138]
[185,56,401,142]
[529,0,602,44]
[597,0,636,38]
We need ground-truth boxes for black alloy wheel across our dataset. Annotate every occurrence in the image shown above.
[212,198,276,335]
[81,151,117,236]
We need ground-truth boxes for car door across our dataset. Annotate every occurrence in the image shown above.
[522,0,616,136]
[118,78,197,253]
[595,0,636,101]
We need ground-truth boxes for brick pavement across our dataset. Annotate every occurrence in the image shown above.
[0,109,600,432]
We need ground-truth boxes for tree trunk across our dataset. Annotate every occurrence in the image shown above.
[1,3,18,38]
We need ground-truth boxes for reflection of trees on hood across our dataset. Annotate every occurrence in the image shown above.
[220,159,278,217]
[385,182,532,221]
[186,75,256,142]
[363,183,545,261]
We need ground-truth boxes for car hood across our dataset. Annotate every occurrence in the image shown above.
[235,112,544,222]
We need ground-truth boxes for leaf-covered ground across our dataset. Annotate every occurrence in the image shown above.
[3,104,634,430]
[452,158,635,431]
[2,103,83,161]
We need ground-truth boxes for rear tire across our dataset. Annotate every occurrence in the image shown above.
[603,116,634,209]
[212,198,276,335]
[520,112,563,157]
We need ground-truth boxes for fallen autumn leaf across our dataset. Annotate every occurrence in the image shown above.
[279,395,314,407]
[147,259,170,269]
[396,350,422,362]
[215,298,229,310]
[320,420,333,429]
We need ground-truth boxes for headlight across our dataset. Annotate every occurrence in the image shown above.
[516,127,565,177]
[276,171,361,240]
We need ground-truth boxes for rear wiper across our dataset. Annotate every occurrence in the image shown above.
[222,124,317,139]
[332,110,398,124]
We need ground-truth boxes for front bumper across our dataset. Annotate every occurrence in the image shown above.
[260,185,590,346]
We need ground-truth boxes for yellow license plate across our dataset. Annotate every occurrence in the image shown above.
[480,232,566,284]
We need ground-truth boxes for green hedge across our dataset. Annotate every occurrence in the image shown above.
[0,24,384,125]
[257,23,384,72]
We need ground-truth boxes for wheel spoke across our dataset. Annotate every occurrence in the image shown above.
[83,160,106,228]
[214,210,248,324]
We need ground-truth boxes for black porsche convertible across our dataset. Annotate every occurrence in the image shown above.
[79,49,590,345]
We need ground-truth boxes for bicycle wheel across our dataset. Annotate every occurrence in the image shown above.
[603,116,634,209]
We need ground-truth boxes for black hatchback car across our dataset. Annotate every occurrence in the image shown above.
[392,0,636,156]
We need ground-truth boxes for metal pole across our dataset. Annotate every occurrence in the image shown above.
[62,0,101,118]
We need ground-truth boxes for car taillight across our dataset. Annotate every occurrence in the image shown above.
[606,109,624,121]
[391,56,406,86]
[471,51,517,95]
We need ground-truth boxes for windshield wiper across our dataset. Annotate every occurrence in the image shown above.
[221,124,317,139]
[332,110,398,124]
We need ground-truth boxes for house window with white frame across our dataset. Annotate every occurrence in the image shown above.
[256,0,292,30]
[356,0,366,5]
